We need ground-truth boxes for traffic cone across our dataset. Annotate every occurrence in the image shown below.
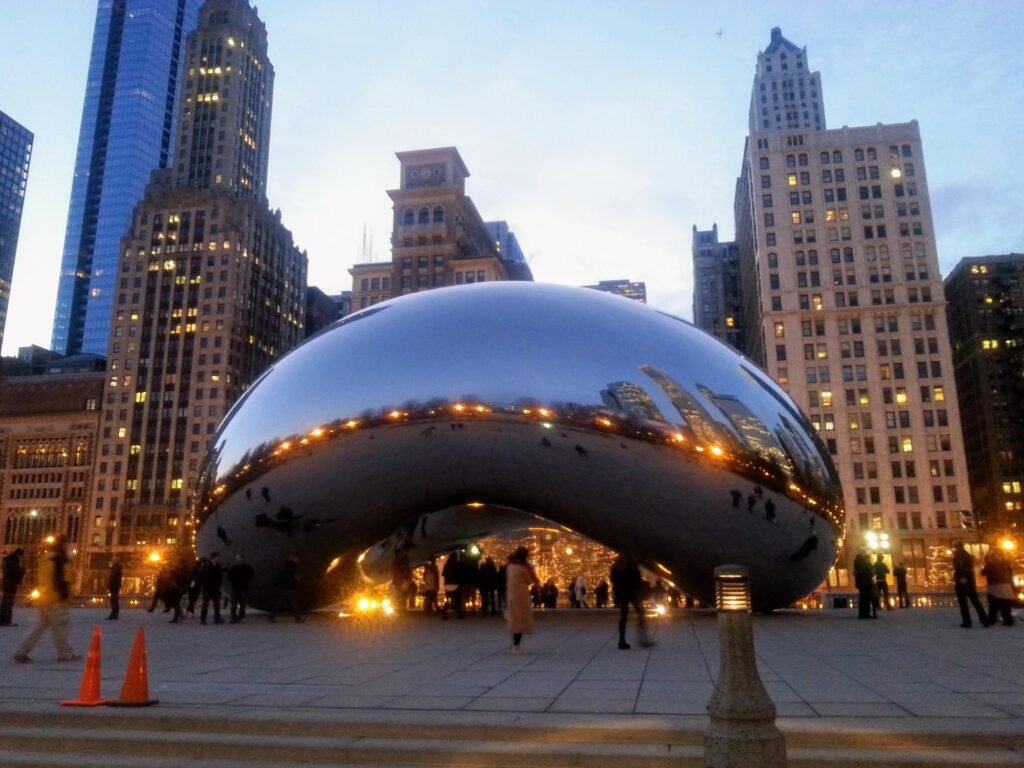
[61,625,110,706]
[108,627,158,707]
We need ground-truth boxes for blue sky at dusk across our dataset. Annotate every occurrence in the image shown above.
[1,0,1022,355]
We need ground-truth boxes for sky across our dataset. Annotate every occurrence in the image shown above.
[1,0,1022,356]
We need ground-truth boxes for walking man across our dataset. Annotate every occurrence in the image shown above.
[13,535,79,663]
[853,548,875,619]
[952,541,990,628]
[106,556,123,620]
[873,554,891,610]
[893,561,910,608]
[199,552,224,625]
[610,553,650,649]
[1,548,25,626]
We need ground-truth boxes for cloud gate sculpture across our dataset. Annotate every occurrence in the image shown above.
[194,283,845,611]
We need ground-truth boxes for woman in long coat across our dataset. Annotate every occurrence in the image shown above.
[505,546,540,654]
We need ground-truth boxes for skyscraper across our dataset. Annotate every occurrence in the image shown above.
[486,220,533,281]
[730,29,971,590]
[51,0,202,356]
[82,0,306,588]
[582,279,647,303]
[945,254,1024,534]
[349,147,510,311]
[692,224,743,351]
[0,111,33,353]
[749,27,826,134]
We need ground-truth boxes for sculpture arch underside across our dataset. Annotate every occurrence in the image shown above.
[195,283,845,612]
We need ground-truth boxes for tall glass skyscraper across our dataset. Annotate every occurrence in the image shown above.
[0,111,33,354]
[51,0,201,356]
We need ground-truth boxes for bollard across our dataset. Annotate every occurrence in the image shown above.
[704,565,786,768]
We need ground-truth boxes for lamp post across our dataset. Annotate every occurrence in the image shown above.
[704,565,786,768]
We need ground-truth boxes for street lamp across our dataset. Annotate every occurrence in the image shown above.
[704,565,786,768]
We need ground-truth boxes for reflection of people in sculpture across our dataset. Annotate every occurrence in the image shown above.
[505,546,540,654]
[611,554,651,649]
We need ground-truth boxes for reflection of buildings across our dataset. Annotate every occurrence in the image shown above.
[0,368,104,592]
[350,148,530,312]
[692,224,743,352]
[305,286,347,338]
[486,220,533,282]
[722,27,971,587]
[0,110,32,354]
[640,364,733,448]
[700,385,791,472]
[583,279,647,303]
[51,0,202,356]
[82,0,307,591]
[600,381,665,422]
[945,254,1024,532]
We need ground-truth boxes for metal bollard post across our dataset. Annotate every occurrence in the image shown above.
[704,565,787,768]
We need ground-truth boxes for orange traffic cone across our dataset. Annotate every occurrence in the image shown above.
[61,625,110,706]
[108,627,158,707]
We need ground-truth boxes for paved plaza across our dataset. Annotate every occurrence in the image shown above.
[2,605,1024,765]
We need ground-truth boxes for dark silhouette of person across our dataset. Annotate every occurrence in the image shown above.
[893,561,910,608]
[186,557,205,618]
[164,558,189,623]
[730,490,742,508]
[421,556,440,612]
[199,552,225,625]
[479,557,500,616]
[1,548,25,626]
[853,548,875,619]
[227,554,255,623]
[982,548,1015,627]
[541,578,557,608]
[106,557,123,620]
[12,535,78,663]
[789,535,818,562]
[764,498,776,523]
[746,494,756,512]
[594,578,610,609]
[497,562,508,613]
[146,564,170,613]
[268,555,303,622]
[610,554,650,649]
[873,554,892,610]
[952,541,990,628]
[391,550,413,610]
[261,486,271,502]
[441,552,466,620]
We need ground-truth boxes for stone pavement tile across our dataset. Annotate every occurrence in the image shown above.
[763,681,803,703]
[231,692,334,707]
[565,679,642,692]
[786,684,886,703]
[487,673,576,698]
[971,694,1024,717]
[808,702,910,717]
[634,698,708,715]
[355,677,426,696]
[774,702,818,717]
[410,682,489,697]
[383,695,477,710]
[465,696,554,712]
[892,697,1011,718]
[549,696,636,714]
[305,693,396,709]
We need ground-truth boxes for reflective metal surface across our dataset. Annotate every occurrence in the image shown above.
[194,283,845,611]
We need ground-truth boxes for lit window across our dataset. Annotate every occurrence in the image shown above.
[902,437,914,453]
[774,322,785,337]
[787,173,798,186]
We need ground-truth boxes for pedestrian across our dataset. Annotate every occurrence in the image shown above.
[594,578,610,609]
[227,554,255,623]
[186,557,205,618]
[145,564,169,613]
[164,557,188,623]
[268,555,303,622]
[610,553,650,649]
[106,557,123,620]
[873,554,892,610]
[390,550,413,610]
[952,540,990,628]
[982,547,1015,627]
[505,546,540,654]
[441,552,465,620]
[1,548,25,626]
[479,556,499,616]
[199,552,224,625]
[853,547,875,619]
[893,561,910,608]
[764,498,776,523]
[421,556,439,613]
[12,535,79,663]
[573,575,588,608]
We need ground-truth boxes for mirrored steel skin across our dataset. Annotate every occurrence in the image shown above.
[194,283,845,611]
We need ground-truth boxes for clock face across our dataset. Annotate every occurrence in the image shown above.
[420,166,433,180]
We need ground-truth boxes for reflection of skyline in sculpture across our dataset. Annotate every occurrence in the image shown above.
[194,283,845,611]
[639,364,735,449]
[600,381,665,422]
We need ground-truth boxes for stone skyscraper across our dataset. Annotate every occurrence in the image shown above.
[692,224,743,352]
[82,0,306,590]
[731,29,971,590]
[0,111,33,354]
[52,0,202,356]
[749,27,825,134]
[945,254,1024,534]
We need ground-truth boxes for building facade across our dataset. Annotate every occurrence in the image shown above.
[945,254,1024,535]
[0,111,33,354]
[349,147,510,311]
[486,220,533,281]
[692,224,743,351]
[304,285,343,338]
[749,27,825,134]
[582,279,647,303]
[81,0,306,591]
[0,372,104,592]
[51,0,202,356]
[733,29,972,589]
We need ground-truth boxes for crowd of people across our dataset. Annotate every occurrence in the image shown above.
[1,537,1021,662]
